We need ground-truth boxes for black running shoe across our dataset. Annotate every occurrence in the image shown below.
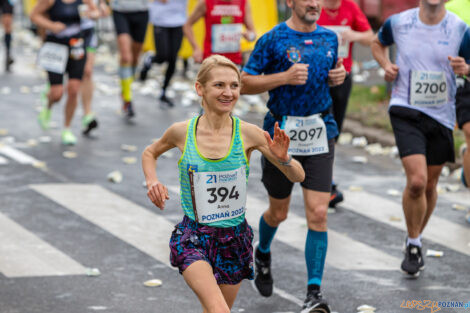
[253,245,273,297]
[328,184,344,208]
[301,290,331,313]
[5,56,13,72]
[402,238,424,270]
[123,101,135,118]
[160,94,174,107]
[401,244,422,277]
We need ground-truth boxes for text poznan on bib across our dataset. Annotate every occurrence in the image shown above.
[193,166,246,223]
[284,114,329,156]
[409,70,448,107]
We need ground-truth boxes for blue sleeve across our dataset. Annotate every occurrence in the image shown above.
[242,32,272,75]
[377,16,395,46]
[333,34,338,69]
[459,27,470,64]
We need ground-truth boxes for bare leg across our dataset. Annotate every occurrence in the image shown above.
[182,260,236,313]
[420,164,444,234]
[64,79,81,128]
[81,51,95,116]
[401,154,427,239]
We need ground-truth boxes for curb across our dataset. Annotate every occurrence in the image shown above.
[342,118,395,147]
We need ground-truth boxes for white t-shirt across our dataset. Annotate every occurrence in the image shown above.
[378,8,470,129]
[149,0,187,27]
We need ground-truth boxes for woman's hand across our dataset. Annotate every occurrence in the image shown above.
[263,122,290,163]
[147,181,170,210]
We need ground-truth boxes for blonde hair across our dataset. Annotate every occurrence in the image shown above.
[196,55,241,86]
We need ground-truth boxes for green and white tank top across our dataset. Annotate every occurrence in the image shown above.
[178,116,249,228]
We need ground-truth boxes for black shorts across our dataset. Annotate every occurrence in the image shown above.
[261,139,335,198]
[0,0,13,14]
[389,106,454,165]
[46,36,86,85]
[456,77,470,129]
[82,27,98,52]
[112,10,149,43]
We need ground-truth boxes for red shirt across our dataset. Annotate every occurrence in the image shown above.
[204,0,246,65]
[318,0,371,72]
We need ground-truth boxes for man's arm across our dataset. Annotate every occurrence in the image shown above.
[182,0,206,63]
[241,63,309,94]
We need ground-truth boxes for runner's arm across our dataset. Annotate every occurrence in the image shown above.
[142,122,187,209]
[242,122,305,183]
[30,0,60,32]
[183,0,206,62]
[242,1,256,41]
[371,34,398,82]
[342,29,374,46]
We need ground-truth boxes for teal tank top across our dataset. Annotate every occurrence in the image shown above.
[178,116,250,227]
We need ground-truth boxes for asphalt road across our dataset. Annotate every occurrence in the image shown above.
[0,33,469,313]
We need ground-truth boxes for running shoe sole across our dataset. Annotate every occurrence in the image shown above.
[82,119,98,135]
[300,303,331,313]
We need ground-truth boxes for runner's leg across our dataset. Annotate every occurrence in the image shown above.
[420,164,445,234]
[182,260,233,313]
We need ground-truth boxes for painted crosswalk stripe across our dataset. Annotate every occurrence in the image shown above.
[30,184,175,268]
[166,185,399,270]
[0,155,8,165]
[343,190,470,256]
[0,145,41,165]
[0,212,86,277]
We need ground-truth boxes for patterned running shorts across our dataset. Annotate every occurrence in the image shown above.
[169,215,254,285]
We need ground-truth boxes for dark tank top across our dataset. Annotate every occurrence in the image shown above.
[48,0,81,26]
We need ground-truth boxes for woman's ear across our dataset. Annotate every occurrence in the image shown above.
[195,81,204,97]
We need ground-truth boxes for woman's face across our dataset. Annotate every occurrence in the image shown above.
[196,66,240,114]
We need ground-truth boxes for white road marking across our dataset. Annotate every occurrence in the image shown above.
[343,190,470,256]
[30,184,175,268]
[0,145,40,165]
[0,155,9,165]
[0,212,86,277]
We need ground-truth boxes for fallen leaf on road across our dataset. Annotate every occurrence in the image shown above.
[107,171,123,183]
[352,136,368,147]
[85,267,101,276]
[349,186,363,192]
[122,157,137,164]
[32,161,47,169]
[337,133,353,145]
[352,156,368,164]
[357,304,376,312]
[389,216,402,222]
[121,144,137,152]
[27,139,38,147]
[452,204,466,211]
[143,279,162,287]
[386,189,401,197]
[62,151,77,159]
[0,129,8,135]
[426,249,444,257]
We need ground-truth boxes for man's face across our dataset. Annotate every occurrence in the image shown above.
[288,0,322,25]
[422,0,445,7]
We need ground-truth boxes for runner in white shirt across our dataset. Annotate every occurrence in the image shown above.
[372,0,470,277]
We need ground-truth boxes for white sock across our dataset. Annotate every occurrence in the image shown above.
[407,236,422,247]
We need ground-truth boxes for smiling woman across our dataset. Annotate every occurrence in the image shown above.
[141,55,304,313]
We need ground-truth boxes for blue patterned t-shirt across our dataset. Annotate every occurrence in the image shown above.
[243,22,339,139]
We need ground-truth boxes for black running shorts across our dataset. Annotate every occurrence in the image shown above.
[456,78,470,129]
[0,0,13,14]
[45,36,86,85]
[261,139,335,199]
[389,106,454,165]
[112,10,149,43]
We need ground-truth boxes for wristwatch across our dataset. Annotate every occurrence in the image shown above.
[278,155,292,166]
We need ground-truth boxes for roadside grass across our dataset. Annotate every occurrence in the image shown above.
[347,84,464,156]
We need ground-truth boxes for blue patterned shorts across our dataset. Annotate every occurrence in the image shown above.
[169,215,254,285]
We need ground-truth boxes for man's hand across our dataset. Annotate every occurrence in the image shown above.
[284,63,309,85]
[328,58,346,86]
[448,56,470,76]
[384,63,399,82]
[193,48,203,63]
[147,181,170,210]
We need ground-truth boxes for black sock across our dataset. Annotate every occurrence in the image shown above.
[308,284,320,293]
[5,33,11,55]
[255,247,271,261]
